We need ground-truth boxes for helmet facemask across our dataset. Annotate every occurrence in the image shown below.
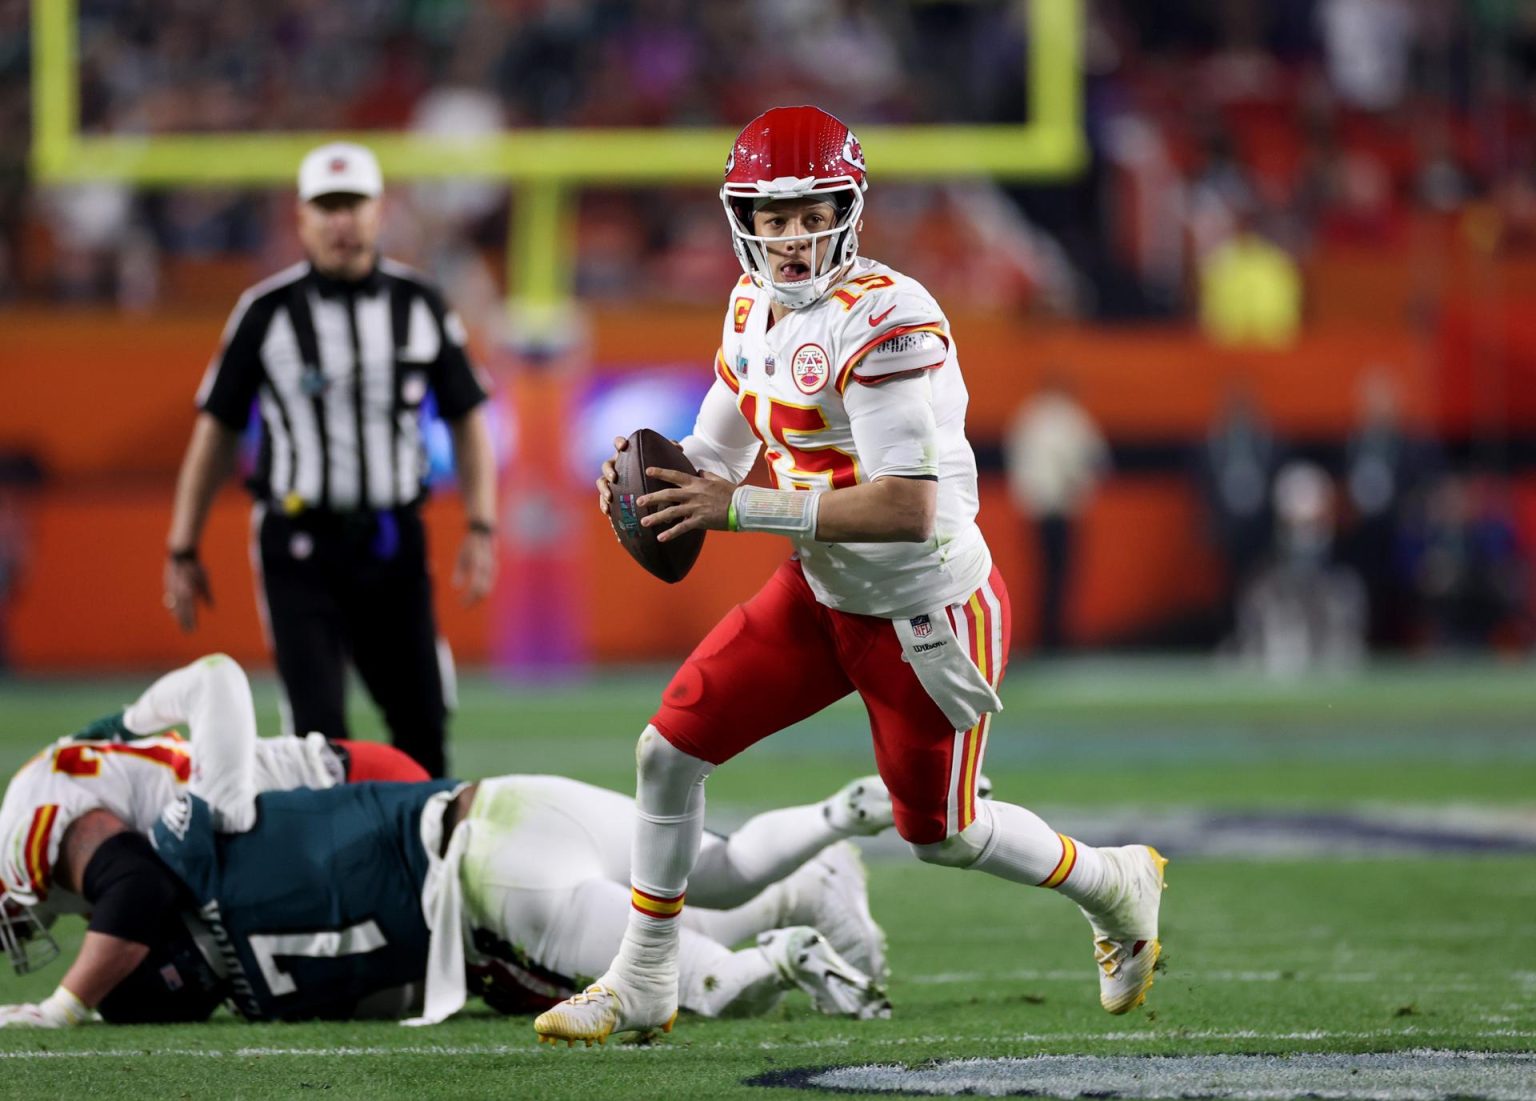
[0,893,60,975]
[721,182,865,310]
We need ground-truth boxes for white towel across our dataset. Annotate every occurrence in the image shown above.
[403,787,474,1027]
[891,608,1003,732]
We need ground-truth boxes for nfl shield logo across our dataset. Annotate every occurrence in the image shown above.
[764,354,776,377]
[910,614,932,638]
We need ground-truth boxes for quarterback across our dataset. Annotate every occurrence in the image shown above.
[0,658,891,1027]
[538,106,1166,1045]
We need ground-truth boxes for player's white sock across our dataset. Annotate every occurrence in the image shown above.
[968,800,1108,906]
[688,803,842,909]
[608,727,714,999]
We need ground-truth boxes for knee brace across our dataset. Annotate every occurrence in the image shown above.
[909,806,995,869]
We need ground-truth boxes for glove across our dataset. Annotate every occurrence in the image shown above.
[0,987,90,1028]
[70,710,134,743]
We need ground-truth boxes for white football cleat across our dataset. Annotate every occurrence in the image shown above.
[791,840,888,982]
[822,775,893,836]
[532,975,678,1047]
[758,926,891,1020]
[1080,845,1168,1014]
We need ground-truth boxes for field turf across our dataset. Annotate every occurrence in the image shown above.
[0,658,1532,1099]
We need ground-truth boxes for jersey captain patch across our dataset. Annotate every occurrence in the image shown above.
[792,344,831,395]
[733,296,754,333]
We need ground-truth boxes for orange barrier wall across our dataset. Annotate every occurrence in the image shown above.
[0,306,1455,670]
[8,474,1219,669]
[7,489,493,670]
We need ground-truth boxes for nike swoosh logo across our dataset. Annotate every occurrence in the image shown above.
[868,306,897,327]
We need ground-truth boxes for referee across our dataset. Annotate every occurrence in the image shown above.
[162,142,497,778]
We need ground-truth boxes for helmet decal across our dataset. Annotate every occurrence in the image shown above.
[842,132,866,174]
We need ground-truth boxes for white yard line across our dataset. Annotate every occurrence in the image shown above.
[1,1028,1534,1060]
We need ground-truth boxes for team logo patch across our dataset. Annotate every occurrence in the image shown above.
[329,156,348,174]
[910,614,932,639]
[843,131,866,174]
[733,296,753,333]
[791,344,830,395]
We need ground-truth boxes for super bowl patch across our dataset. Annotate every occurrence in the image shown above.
[792,343,830,395]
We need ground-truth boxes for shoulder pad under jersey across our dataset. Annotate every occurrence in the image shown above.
[827,266,950,393]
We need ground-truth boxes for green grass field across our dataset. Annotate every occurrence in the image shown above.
[0,658,1533,1099]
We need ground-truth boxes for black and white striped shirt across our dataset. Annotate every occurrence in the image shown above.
[197,259,489,512]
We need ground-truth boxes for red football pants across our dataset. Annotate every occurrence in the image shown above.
[651,559,1010,844]
[334,739,432,782]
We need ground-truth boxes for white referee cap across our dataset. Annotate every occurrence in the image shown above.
[298,142,383,202]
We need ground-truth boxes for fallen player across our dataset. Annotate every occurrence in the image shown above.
[0,655,891,1028]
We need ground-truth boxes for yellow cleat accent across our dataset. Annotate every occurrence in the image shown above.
[533,984,680,1047]
[1085,845,1168,1015]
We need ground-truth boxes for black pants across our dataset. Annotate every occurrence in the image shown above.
[257,504,448,777]
[1035,514,1074,654]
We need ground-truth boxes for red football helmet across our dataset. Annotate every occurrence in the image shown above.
[721,105,868,309]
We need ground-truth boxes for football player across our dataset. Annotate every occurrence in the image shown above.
[0,661,892,1027]
[540,105,1167,1045]
[0,653,427,1024]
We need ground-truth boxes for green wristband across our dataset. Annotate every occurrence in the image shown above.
[727,499,740,532]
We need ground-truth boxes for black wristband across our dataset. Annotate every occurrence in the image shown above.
[168,548,199,565]
[467,519,495,537]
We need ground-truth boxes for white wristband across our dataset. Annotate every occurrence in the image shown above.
[40,986,90,1027]
[729,486,821,538]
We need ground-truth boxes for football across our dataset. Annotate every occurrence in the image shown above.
[608,428,706,583]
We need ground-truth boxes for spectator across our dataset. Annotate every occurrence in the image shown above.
[1236,461,1366,677]
[1004,375,1110,654]
[1403,474,1527,650]
[1199,382,1281,645]
[1198,207,1303,347]
[1340,367,1438,648]
[1316,0,1417,113]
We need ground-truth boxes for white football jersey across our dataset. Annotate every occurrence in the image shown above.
[716,258,992,617]
[0,734,339,904]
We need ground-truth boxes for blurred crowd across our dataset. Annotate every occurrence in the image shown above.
[1198,369,1528,672]
[4,0,1536,318]
[1,0,1534,665]
[1005,366,1530,671]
